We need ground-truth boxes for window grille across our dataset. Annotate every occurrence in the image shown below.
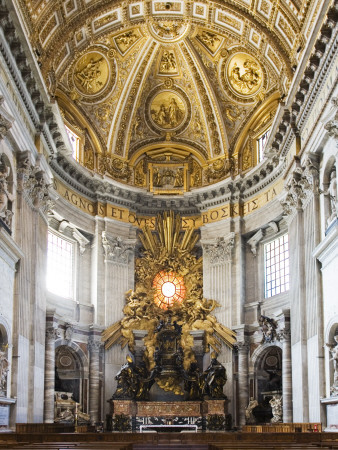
[264,234,289,298]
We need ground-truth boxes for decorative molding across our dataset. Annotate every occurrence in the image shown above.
[0,96,13,141]
[201,232,235,264]
[324,98,338,143]
[64,323,74,342]
[17,153,53,214]
[101,231,136,264]
[88,338,102,353]
[280,155,319,218]
[46,326,59,340]
[247,229,263,256]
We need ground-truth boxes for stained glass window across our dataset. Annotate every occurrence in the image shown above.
[153,271,186,310]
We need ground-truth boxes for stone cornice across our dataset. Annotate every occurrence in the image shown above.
[0,1,70,158]
[264,0,338,161]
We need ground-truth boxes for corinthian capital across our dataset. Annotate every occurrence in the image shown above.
[17,153,52,213]
[88,338,102,353]
[201,232,235,264]
[101,231,136,264]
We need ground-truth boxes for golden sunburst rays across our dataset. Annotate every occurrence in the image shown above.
[102,211,237,354]
[213,323,237,349]
[101,321,125,350]
[140,211,199,258]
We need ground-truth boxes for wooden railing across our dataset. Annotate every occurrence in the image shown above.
[242,423,322,433]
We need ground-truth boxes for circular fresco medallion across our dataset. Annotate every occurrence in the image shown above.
[153,271,186,310]
[73,51,110,96]
[226,53,263,97]
[150,91,186,130]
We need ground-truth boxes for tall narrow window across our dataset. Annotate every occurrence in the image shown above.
[264,234,289,298]
[257,129,270,162]
[47,231,74,299]
[65,125,80,161]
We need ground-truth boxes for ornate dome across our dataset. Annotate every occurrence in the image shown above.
[15,0,310,193]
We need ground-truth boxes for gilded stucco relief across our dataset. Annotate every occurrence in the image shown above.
[14,0,317,193]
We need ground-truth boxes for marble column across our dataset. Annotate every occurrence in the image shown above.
[280,329,292,422]
[43,326,58,423]
[237,341,249,428]
[89,338,101,425]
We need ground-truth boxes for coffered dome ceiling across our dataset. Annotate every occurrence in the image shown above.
[17,0,317,194]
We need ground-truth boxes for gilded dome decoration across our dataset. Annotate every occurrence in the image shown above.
[69,46,117,103]
[146,86,191,136]
[150,92,186,130]
[73,52,109,95]
[18,0,305,192]
[227,53,263,97]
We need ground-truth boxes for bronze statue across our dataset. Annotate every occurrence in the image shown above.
[113,355,139,399]
[201,354,227,399]
[184,362,203,400]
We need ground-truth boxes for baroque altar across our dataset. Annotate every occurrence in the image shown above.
[102,212,236,432]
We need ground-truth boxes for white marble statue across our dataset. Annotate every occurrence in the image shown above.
[326,168,337,227]
[270,394,283,423]
[328,335,338,396]
[245,398,258,424]
[0,349,9,395]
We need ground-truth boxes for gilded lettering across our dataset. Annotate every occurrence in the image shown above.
[71,193,79,206]
[202,214,209,224]
[221,207,228,218]
[79,197,86,209]
[210,210,219,221]
[251,199,258,210]
[128,213,136,224]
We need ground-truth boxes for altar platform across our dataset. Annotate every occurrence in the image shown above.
[0,430,337,450]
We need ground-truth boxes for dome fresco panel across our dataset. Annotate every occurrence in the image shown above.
[14,0,318,194]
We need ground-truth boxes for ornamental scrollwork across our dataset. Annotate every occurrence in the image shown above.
[17,155,52,213]
[102,231,135,264]
[88,338,102,353]
[97,155,131,182]
[0,96,12,141]
[0,155,14,230]
[202,233,235,264]
[280,156,319,217]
